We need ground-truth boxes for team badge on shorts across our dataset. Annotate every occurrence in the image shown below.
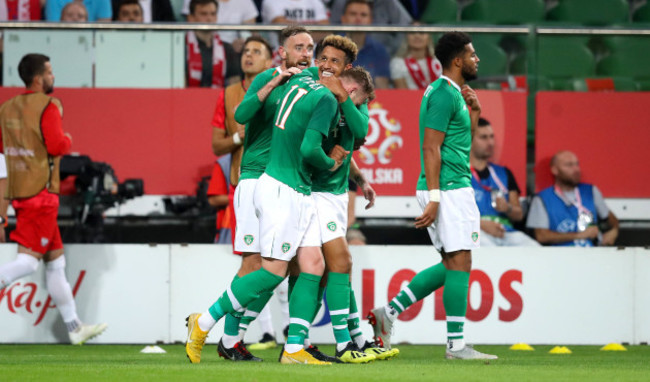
[282,242,291,253]
[471,232,479,242]
[327,221,337,232]
[244,235,255,245]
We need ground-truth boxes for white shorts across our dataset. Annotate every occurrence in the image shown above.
[416,187,480,253]
[254,174,321,261]
[234,178,260,253]
[313,192,348,244]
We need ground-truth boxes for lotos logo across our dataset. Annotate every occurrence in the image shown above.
[0,271,86,326]
[362,268,523,323]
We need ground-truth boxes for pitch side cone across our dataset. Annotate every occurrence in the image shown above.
[510,343,535,351]
[549,346,571,354]
[601,343,627,351]
[140,345,167,354]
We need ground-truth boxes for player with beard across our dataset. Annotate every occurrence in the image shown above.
[0,54,107,345]
[367,32,497,360]
[184,26,316,364]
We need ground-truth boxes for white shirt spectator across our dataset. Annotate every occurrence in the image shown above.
[182,0,258,44]
[261,0,327,24]
[139,0,151,22]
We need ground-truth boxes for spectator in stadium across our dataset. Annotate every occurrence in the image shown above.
[185,0,241,88]
[0,0,41,21]
[339,0,391,89]
[0,53,107,344]
[113,0,143,22]
[112,0,175,22]
[329,0,412,56]
[60,1,88,22]
[181,0,258,52]
[526,150,619,247]
[470,118,539,246]
[46,0,112,22]
[390,24,442,89]
[261,0,328,52]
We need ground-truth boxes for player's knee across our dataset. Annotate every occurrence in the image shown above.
[45,255,66,271]
[328,254,352,274]
[299,254,325,275]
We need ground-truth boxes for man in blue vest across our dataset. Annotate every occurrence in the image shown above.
[526,150,619,247]
[470,118,538,246]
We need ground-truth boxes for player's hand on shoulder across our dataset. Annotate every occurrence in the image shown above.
[319,75,347,103]
[461,85,481,112]
[415,201,438,229]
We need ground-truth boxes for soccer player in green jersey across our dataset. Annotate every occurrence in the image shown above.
[303,36,394,363]
[186,43,347,366]
[367,31,498,360]
[184,26,315,364]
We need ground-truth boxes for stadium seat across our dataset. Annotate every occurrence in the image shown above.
[598,36,650,81]
[420,0,458,24]
[633,2,650,22]
[546,0,629,26]
[537,36,595,78]
[461,0,545,24]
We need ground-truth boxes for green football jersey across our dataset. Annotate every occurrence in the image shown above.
[236,67,285,180]
[312,101,369,194]
[416,76,472,191]
[265,71,340,195]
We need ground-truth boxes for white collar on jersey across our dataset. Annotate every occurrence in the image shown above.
[275,66,283,74]
[439,75,461,93]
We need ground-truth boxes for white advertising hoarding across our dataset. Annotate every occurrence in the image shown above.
[0,244,647,345]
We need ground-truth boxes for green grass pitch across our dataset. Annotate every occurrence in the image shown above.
[1,344,649,382]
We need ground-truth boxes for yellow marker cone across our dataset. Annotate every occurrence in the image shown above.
[601,343,627,351]
[549,346,572,354]
[510,343,535,351]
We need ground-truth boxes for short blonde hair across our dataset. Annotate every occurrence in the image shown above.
[320,35,358,64]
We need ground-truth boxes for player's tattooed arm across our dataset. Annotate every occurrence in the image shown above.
[350,159,375,209]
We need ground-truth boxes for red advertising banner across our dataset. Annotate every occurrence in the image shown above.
[355,90,528,196]
[0,88,525,195]
[535,92,650,197]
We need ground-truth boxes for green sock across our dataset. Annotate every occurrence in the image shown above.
[209,268,283,322]
[348,287,363,344]
[443,270,470,341]
[326,272,351,345]
[287,273,321,346]
[223,275,241,337]
[288,275,298,298]
[239,290,274,333]
[389,262,447,314]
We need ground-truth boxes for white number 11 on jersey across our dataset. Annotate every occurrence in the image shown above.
[275,84,309,129]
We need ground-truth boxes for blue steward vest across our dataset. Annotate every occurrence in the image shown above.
[537,183,597,247]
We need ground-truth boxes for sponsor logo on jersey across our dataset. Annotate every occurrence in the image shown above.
[244,235,254,245]
[327,222,337,232]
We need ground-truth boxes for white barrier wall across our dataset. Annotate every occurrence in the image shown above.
[0,244,648,345]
